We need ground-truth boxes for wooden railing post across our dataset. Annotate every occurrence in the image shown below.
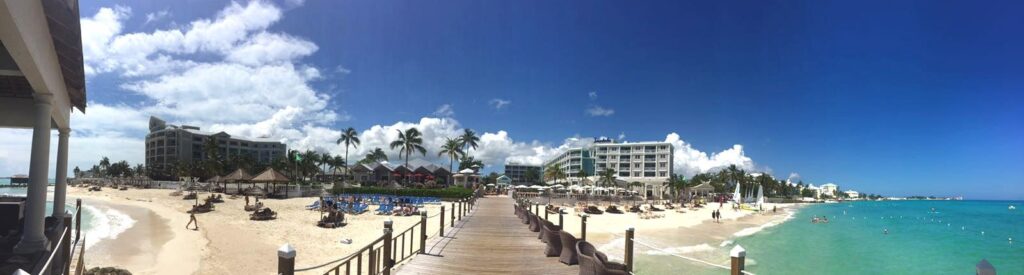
[62,214,72,274]
[730,245,746,275]
[451,202,455,227]
[419,211,427,254]
[544,204,549,221]
[625,227,635,273]
[976,259,996,275]
[278,243,296,275]
[559,212,564,229]
[75,199,81,244]
[458,200,463,221]
[383,220,394,275]
[581,214,588,241]
[440,205,446,237]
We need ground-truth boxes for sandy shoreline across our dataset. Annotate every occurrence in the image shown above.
[68,187,801,274]
[69,186,446,275]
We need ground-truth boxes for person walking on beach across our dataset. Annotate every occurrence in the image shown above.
[186,212,199,230]
[711,209,717,223]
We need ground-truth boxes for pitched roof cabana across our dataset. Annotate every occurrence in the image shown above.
[251,168,290,183]
[222,169,253,182]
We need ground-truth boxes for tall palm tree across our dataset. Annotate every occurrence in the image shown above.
[389,128,427,184]
[438,137,464,186]
[599,168,617,188]
[545,164,565,185]
[663,175,688,202]
[460,128,480,153]
[337,127,360,181]
[99,157,110,177]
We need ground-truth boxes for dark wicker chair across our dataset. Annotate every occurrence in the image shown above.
[577,241,628,275]
[529,214,541,233]
[542,222,563,257]
[559,231,580,265]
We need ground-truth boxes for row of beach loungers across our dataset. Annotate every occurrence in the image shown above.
[515,201,629,275]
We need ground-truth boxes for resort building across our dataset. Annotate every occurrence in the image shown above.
[349,160,451,187]
[1,0,87,269]
[820,183,839,197]
[145,116,287,179]
[844,190,860,199]
[543,138,674,199]
[503,162,541,185]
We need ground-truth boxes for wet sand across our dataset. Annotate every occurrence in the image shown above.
[84,200,173,273]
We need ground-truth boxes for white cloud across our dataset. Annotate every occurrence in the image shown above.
[489,99,511,110]
[585,105,615,116]
[588,91,598,100]
[664,133,757,177]
[144,10,170,25]
[432,104,455,117]
[617,132,626,140]
[0,0,345,176]
[335,65,351,76]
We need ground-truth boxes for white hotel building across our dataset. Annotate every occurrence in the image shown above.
[544,139,674,199]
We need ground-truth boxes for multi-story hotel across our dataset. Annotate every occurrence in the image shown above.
[145,116,287,179]
[503,163,542,185]
[543,138,674,198]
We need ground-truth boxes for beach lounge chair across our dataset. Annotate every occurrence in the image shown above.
[576,241,627,275]
[648,204,664,212]
[169,190,182,196]
[541,222,562,257]
[558,231,580,265]
[627,205,641,213]
[250,207,277,220]
[305,200,321,210]
[584,206,604,215]
[605,205,623,214]
[245,202,263,212]
[183,192,197,200]
[188,201,215,214]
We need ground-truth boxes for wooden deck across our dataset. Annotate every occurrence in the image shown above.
[394,197,577,275]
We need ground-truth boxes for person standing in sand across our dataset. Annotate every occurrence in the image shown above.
[186,212,199,230]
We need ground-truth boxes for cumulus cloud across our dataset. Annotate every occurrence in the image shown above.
[585,105,615,116]
[432,104,455,117]
[664,133,757,177]
[489,99,511,110]
[0,0,349,176]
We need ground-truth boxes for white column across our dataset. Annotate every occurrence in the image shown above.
[52,128,69,219]
[15,93,53,253]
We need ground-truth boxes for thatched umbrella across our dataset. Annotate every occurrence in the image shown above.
[222,169,253,194]
[251,167,291,198]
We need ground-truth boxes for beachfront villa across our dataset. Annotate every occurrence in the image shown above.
[504,162,541,185]
[820,183,839,197]
[543,138,674,199]
[844,190,860,199]
[349,160,452,187]
[145,116,287,180]
[0,0,86,271]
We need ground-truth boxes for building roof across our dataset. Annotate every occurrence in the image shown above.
[222,169,252,182]
[821,183,838,188]
[251,168,290,183]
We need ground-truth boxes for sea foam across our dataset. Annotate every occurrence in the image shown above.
[83,204,136,249]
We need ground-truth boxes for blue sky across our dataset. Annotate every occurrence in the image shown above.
[2,0,1021,199]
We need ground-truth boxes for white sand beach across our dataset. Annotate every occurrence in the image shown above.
[68,187,447,275]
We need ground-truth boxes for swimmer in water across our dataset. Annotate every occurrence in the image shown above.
[884,228,888,235]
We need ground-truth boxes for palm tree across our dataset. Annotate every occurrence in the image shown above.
[99,157,110,177]
[389,128,427,184]
[458,156,484,171]
[544,164,565,185]
[663,175,688,202]
[598,168,617,188]
[364,148,388,163]
[524,167,540,185]
[438,138,464,186]
[576,169,589,185]
[73,166,81,178]
[460,128,480,153]
[337,127,360,181]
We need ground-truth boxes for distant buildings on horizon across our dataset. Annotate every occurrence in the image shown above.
[145,116,287,179]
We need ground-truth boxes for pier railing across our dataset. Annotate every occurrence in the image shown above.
[282,195,478,275]
[24,199,86,275]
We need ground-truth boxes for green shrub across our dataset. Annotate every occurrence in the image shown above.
[330,186,473,199]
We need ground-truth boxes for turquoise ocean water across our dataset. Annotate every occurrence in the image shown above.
[733,200,1023,274]
[1,178,95,233]
[630,200,1022,274]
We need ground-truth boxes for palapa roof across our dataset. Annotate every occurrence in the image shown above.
[222,169,252,182]
[206,175,222,183]
[250,168,290,183]
[691,182,715,191]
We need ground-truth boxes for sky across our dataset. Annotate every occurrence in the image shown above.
[1,0,1021,200]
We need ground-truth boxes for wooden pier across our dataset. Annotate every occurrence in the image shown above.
[394,197,577,275]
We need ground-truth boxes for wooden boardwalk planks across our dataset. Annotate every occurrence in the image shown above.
[395,197,577,275]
